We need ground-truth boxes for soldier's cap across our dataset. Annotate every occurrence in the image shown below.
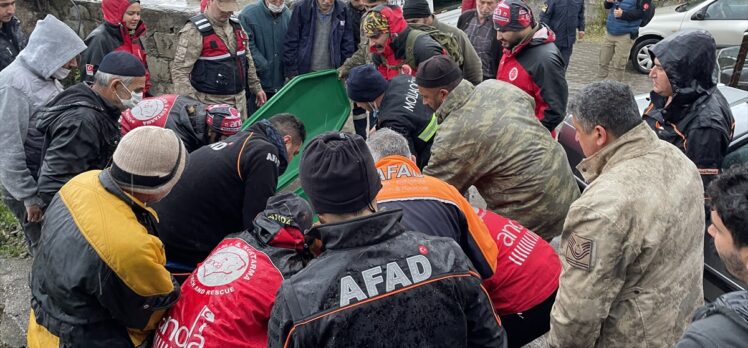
[416,55,462,88]
[493,0,535,32]
[254,193,314,237]
[214,0,240,12]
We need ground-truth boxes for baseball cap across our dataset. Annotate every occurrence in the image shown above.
[493,0,535,32]
[215,0,240,12]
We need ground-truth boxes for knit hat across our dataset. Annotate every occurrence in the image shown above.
[206,104,242,136]
[299,132,382,214]
[416,55,462,88]
[98,51,146,77]
[363,10,390,36]
[493,0,535,32]
[347,65,388,102]
[254,193,314,236]
[403,0,431,19]
[111,126,187,197]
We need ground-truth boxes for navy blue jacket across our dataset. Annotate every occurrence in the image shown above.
[605,0,644,36]
[540,0,585,48]
[0,16,26,72]
[283,0,354,78]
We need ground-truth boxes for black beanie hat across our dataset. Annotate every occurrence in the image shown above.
[416,55,462,88]
[299,132,382,214]
[347,65,388,103]
[98,51,146,77]
[403,0,431,19]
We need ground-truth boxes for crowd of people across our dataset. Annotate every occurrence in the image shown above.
[0,0,743,346]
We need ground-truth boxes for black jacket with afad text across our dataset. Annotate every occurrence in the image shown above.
[153,120,288,266]
[643,30,734,188]
[267,210,507,348]
[35,83,121,205]
[378,74,436,169]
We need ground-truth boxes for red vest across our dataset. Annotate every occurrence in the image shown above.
[189,14,249,95]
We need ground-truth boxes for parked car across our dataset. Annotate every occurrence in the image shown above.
[630,0,748,74]
[558,84,748,302]
[718,46,748,91]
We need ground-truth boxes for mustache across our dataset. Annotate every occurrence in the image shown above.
[373,44,385,50]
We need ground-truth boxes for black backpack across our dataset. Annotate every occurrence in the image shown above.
[638,0,656,27]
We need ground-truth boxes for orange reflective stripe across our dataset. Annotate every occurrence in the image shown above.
[375,156,498,274]
[236,132,254,180]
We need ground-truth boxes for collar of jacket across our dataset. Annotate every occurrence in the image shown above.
[576,122,658,183]
[506,24,555,57]
[391,26,412,59]
[0,16,19,34]
[249,120,290,173]
[435,79,474,123]
[98,169,160,222]
[649,88,714,126]
[311,209,405,250]
[694,290,748,326]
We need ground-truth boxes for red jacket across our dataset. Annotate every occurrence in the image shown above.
[477,208,560,315]
[82,0,151,93]
[461,0,476,12]
[497,24,567,134]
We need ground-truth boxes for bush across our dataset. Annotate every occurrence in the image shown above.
[0,201,27,258]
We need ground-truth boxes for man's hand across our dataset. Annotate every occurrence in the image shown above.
[26,205,43,223]
[337,66,348,80]
[614,8,623,17]
[578,31,585,40]
[255,90,268,107]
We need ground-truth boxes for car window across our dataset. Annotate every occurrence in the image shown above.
[433,0,460,13]
[676,0,707,12]
[705,0,748,20]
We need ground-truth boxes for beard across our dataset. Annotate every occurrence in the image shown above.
[720,247,748,283]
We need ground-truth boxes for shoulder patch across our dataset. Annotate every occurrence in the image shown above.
[565,233,595,271]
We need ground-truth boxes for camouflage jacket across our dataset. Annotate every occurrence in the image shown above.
[337,24,371,79]
[171,15,262,119]
[548,122,705,348]
[423,79,579,240]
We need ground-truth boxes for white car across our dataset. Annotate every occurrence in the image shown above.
[630,0,748,74]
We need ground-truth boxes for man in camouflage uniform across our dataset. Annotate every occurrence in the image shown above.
[548,81,704,347]
[416,55,579,241]
[172,0,266,119]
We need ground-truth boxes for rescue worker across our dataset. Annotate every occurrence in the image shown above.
[417,55,579,241]
[239,0,291,114]
[540,0,585,67]
[267,131,507,347]
[153,114,306,269]
[363,4,443,79]
[678,164,748,347]
[402,0,483,85]
[0,0,25,72]
[153,193,314,348]
[120,94,242,152]
[82,0,152,94]
[367,128,498,279]
[643,29,734,189]
[457,0,501,81]
[172,0,267,119]
[0,15,86,254]
[549,81,704,347]
[27,126,187,347]
[368,129,560,348]
[36,51,146,206]
[346,64,436,169]
[493,0,568,134]
[283,0,354,79]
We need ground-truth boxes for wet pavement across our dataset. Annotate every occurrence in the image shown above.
[566,39,653,97]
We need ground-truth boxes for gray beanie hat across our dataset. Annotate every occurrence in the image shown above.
[111,126,187,197]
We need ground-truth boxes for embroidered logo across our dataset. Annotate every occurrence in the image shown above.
[509,67,519,81]
[85,64,95,76]
[565,233,595,271]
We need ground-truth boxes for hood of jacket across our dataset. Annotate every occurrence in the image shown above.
[650,29,716,104]
[309,209,405,250]
[36,83,120,133]
[102,0,146,40]
[508,23,555,56]
[694,291,748,330]
[16,15,86,80]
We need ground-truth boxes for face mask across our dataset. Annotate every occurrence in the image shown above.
[51,67,70,80]
[117,82,143,110]
[267,2,286,13]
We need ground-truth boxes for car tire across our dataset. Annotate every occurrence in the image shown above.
[631,38,660,74]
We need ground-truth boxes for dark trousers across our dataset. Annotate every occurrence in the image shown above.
[248,90,277,116]
[352,105,376,139]
[0,185,41,255]
[500,290,557,348]
[558,45,573,70]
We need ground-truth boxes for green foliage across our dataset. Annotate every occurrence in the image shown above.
[0,201,27,258]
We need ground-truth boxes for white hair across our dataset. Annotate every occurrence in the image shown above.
[94,71,136,88]
[366,128,411,161]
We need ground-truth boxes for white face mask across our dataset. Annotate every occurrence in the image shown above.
[118,82,144,110]
[267,1,286,13]
[51,67,70,80]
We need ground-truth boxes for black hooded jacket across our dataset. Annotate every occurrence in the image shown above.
[677,290,748,347]
[643,30,734,188]
[153,121,289,267]
[267,210,507,348]
[35,83,122,204]
[0,16,26,72]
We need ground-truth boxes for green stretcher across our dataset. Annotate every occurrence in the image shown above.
[241,70,351,199]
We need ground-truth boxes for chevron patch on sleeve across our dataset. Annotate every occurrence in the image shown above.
[565,233,595,271]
